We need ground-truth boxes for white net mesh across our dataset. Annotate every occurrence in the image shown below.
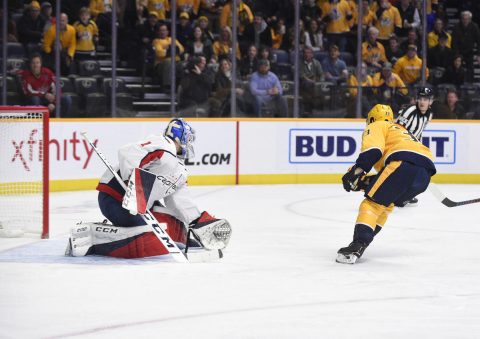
[0,108,48,238]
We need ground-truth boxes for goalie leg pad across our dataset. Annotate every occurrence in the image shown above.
[190,212,232,250]
[151,209,188,244]
[66,221,171,258]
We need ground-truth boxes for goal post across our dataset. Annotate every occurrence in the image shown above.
[0,106,49,238]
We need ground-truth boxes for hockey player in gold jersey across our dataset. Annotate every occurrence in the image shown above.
[336,104,436,264]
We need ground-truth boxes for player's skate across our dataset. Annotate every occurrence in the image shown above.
[336,242,368,264]
[189,212,232,250]
[397,197,419,207]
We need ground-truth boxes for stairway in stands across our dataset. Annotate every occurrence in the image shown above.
[97,46,174,117]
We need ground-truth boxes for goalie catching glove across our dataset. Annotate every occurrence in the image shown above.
[342,165,367,192]
[189,211,232,250]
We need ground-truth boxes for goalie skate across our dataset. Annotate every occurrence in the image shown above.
[190,213,232,250]
[65,222,95,257]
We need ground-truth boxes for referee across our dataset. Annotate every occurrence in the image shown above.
[394,86,434,206]
[396,87,434,140]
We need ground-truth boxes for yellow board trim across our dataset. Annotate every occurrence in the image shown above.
[2,173,479,194]
[239,174,342,184]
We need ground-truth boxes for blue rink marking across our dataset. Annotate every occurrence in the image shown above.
[0,237,171,265]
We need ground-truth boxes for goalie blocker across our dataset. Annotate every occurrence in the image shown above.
[66,208,231,259]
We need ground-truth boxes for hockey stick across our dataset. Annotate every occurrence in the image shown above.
[81,132,189,262]
[429,183,480,207]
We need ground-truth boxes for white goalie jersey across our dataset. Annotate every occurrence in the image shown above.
[97,134,201,225]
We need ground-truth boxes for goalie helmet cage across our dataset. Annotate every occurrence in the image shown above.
[0,106,49,238]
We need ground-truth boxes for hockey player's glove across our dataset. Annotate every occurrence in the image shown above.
[189,211,232,250]
[356,174,376,192]
[342,165,366,192]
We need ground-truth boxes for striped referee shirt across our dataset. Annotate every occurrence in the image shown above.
[395,105,432,140]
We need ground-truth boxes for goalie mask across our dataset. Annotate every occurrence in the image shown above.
[366,104,394,125]
[164,118,196,159]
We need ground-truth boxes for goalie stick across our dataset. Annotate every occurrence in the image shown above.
[429,183,480,207]
[81,132,222,263]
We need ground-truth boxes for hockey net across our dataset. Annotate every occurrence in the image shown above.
[0,106,49,238]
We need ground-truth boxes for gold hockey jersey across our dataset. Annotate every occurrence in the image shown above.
[358,121,436,175]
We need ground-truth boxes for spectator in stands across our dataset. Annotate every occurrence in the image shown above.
[219,0,253,42]
[179,55,214,116]
[300,46,324,117]
[243,12,273,51]
[346,61,374,117]
[344,0,358,29]
[431,89,463,119]
[396,0,420,39]
[451,10,480,81]
[301,0,323,25]
[275,0,296,28]
[249,59,288,117]
[90,0,113,40]
[177,12,193,47]
[147,0,170,21]
[89,0,112,20]
[374,0,402,45]
[185,26,214,65]
[210,58,247,117]
[19,53,71,115]
[427,32,453,69]
[372,61,408,110]
[359,0,376,36]
[249,0,281,26]
[258,46,275,63]
[43,13,76,76]
[319,0,352,52]
[400,28,422,52]
[17,1,46,45]
[40,2,55,33]
[74,7,99,60]
[177,0,200,17]
[61,1,90,28]
[153,23,185,91]
[385,34,404,66]
[122,0,147,30]
[282,20,306,52]
[0,8,18,42]
[270,18,286,50]
[197,1,220,29]
[140,12,159,47]
[197,16,215,43]
[322,44,348,84]
[427,2,448,32]
[213,26,241,62]
[362,26,387,71]
[442,54,466,88]
[239,44,258,80]
[304,19,324,52]
[393,44,428,86]
[428,18,451,49]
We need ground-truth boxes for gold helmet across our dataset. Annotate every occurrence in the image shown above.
[366,104,394,125]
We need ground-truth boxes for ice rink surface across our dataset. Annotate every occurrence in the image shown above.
[1,184,480,339]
